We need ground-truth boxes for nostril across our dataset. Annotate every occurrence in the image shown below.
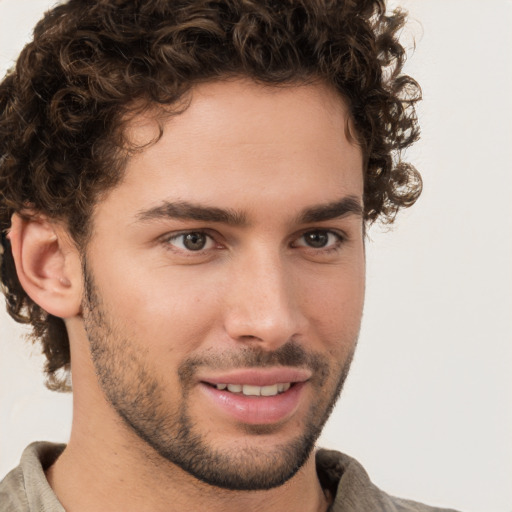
[237,334,264,342]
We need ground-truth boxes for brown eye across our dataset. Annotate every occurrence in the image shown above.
[165,231,215,251]
[183,232,207,251]
[293,230,343,251]
[303,231,329,248]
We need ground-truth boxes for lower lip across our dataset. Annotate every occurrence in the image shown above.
[199,382,306,425]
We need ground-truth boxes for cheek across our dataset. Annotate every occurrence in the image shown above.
[96,262,225,357]
[298,262,365,348]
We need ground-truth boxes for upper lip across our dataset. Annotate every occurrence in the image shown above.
[198,367,312,387]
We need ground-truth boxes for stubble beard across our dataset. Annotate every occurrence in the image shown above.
[82,265,357,491]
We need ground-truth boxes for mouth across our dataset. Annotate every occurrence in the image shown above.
[197,369,310,425]
[205,382,292,397]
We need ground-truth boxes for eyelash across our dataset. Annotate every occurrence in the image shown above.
[161,229,346,255]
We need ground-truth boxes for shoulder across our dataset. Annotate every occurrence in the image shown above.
[316,449,461,512]
[0,442,65,512]
[0,465,29,512]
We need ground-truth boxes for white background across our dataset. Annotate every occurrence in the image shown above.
[1,1,511,511]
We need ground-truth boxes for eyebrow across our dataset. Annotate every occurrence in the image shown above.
[136,201,248,226]
[135,195,363,226]
[297,196,363,224]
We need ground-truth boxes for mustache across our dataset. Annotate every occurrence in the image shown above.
[178,340,330,385]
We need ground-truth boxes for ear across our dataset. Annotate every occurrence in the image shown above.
[8,212,83,318]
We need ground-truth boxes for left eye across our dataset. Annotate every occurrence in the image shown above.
[294,230,341,249]
[166,232,215,251]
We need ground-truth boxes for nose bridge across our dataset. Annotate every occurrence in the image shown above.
[224,244,302,346]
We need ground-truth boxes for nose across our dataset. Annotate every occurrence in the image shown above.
[223,248,306,349]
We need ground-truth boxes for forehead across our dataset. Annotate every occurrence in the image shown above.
[126,79,357,154]
[98,79,363,222]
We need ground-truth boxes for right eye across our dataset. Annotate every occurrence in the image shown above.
[164,231,216,252]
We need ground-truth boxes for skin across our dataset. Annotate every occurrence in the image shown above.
[43,79,365,512]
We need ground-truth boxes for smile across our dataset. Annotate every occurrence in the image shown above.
[197,368,311,423]
[200,380,305,425]
[210,383,292,396]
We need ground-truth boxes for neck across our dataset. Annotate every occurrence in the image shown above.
[46,426,329,512]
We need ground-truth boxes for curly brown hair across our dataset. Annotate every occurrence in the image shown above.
[0,0,421,391]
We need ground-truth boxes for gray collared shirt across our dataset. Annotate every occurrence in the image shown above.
[0,443,65,512]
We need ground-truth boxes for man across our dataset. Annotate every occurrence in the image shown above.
[0,0,459,510]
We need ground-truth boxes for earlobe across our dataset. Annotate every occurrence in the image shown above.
[9,213,82,319]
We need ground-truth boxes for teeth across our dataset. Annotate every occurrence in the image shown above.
[215,383,291,396]
[260,384,278,396]
[242,384,261,396]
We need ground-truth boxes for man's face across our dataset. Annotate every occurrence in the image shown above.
[80,80,365,490]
